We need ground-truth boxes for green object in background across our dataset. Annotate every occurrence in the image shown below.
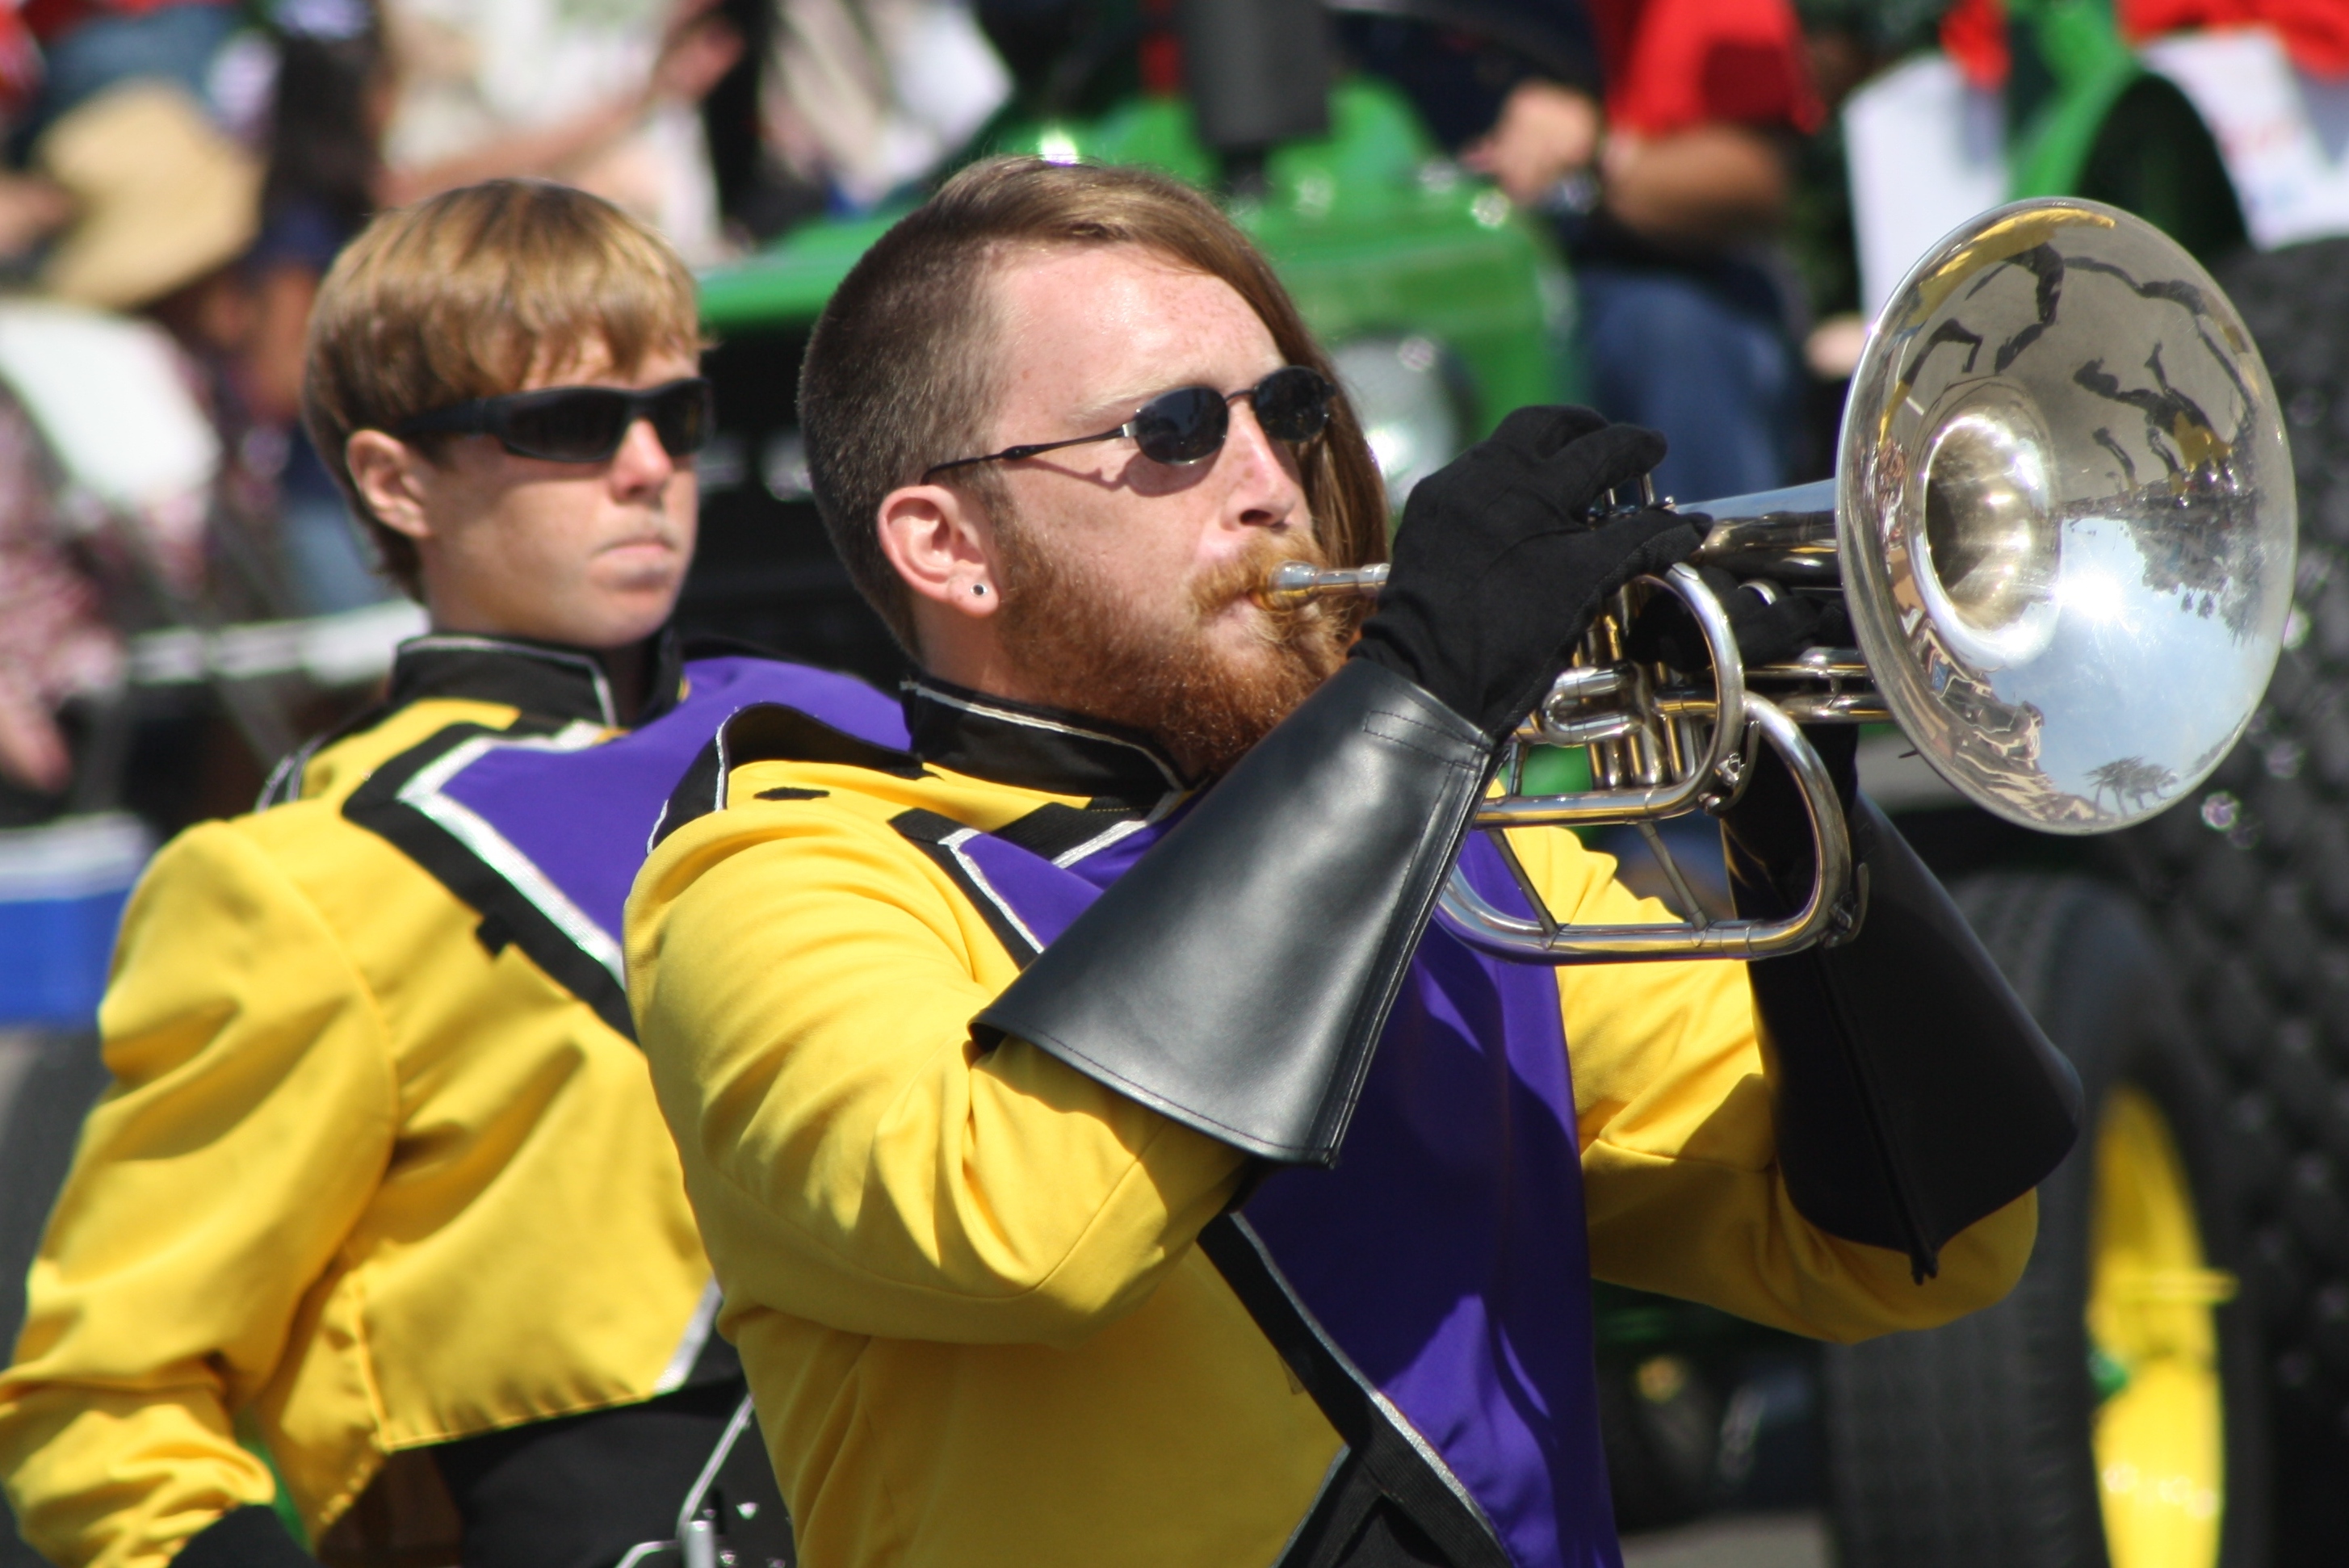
[1520,744,1595,797]
[1999,0,2138,199]
[1999,0,2247,262]
[696,77,1573,433]
[237,1430,309,1548]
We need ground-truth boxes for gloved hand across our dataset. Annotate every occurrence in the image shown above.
[1623,565,1852,677]
[1618,564,1856,904]
[1351,406,1705,740]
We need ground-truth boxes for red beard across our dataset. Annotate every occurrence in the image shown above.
[992,526,1358,779]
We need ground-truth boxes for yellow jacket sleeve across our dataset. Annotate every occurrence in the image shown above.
[628,795,1248,1351]
[0,824,397,1568]
[1512,828,2036,1343]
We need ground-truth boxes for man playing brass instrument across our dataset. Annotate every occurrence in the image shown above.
[627,157,2083,1568]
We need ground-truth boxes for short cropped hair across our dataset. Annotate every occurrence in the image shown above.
[302,180,701,598]
[799,157,1388,652]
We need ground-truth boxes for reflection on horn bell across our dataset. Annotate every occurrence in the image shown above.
[1265,199,2297,965]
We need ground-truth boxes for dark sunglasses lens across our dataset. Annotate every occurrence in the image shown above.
[502,392,631,462]
[1132,387,1229,464]
[1252,367,1331,443]
[648,381,714,456]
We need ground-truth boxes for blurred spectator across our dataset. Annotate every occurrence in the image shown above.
[376,0,743,261]
[32,78,257,314]
[1476,0,1819,500]
[10,0,238,145]
[1780,0,1917,447]
[0,398,113,797]
[1354,0,1818,498]
[761,0,1009,214]
[1940,0,2349,85]
[0,82,250,798]
[236,0,393,613]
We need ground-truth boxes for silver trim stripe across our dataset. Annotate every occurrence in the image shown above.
[397,722,623,982]
[940,827,1050,955]
[1227,1214,1501,1544]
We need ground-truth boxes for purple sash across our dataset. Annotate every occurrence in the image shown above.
[430,658,903,951]
[948,820,1619,1568]
[349,657,905,1036]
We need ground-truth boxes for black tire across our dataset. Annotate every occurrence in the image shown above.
[2105,235,2349,1567]
[1823,873,2269,1568]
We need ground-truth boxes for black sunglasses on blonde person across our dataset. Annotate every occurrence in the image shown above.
[396,378,715,464]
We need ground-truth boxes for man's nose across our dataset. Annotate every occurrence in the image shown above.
[1219,399,1304,529]
[609,417,676,493]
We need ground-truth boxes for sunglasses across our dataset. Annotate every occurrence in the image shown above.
[396,378,715,463]
[923,365,1334,480]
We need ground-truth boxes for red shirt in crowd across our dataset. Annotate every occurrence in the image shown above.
[1591,0,1823,134]
[1942,0,2349,88]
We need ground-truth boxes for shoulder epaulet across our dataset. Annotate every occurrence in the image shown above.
[650,702,929,851]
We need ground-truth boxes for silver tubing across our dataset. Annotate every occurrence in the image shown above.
[1436,697,1852,963]
[1473,562,1747,828]
[1256,561,1389,609]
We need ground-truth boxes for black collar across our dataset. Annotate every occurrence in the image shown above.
[387,627,686,727]
[902,675,1189,801]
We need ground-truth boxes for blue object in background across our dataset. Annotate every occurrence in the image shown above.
[1575,261,1805,502]
[0,815,151,1028]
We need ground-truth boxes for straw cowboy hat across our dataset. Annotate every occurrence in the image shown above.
[33,80,261,312]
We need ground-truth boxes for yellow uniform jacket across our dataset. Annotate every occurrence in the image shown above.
[1,636,720,1568]
[627,677,2039,1568]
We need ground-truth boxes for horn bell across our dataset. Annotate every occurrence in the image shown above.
[1837,198,2297,834]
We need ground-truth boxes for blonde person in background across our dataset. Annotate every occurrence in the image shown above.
[0,180,896,1568]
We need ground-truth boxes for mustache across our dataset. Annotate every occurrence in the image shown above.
[1189,533,1328,618]
[1189,530,1371,651]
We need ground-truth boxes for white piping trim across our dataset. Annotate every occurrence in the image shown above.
[653,1278,724,1394]
[939,827,1049,954]
[1051,786,1186,866]
[1051,814,1152,867]
[906,678,1185,791]
[257,736,321,808]
[403,635,619,726]
[1227,1215,1501,1543]
[397,722,623,981]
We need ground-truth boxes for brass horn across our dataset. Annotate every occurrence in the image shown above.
[1266,199,2299,963]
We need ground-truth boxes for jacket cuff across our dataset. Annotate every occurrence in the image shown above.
[175,1506,317,1568]
[1734,795,2083,1278]
[975,658,1491,1164]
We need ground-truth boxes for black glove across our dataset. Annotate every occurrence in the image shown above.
[1353,406,1705,738]
[1623,565,1852,677]
[1718,718,1859,902]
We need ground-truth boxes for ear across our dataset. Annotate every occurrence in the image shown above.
[345,430,436,543]
[876,480,1002,623]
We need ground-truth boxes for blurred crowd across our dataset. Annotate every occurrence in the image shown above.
[0,0,1015,818]
[0,0,2332,824]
